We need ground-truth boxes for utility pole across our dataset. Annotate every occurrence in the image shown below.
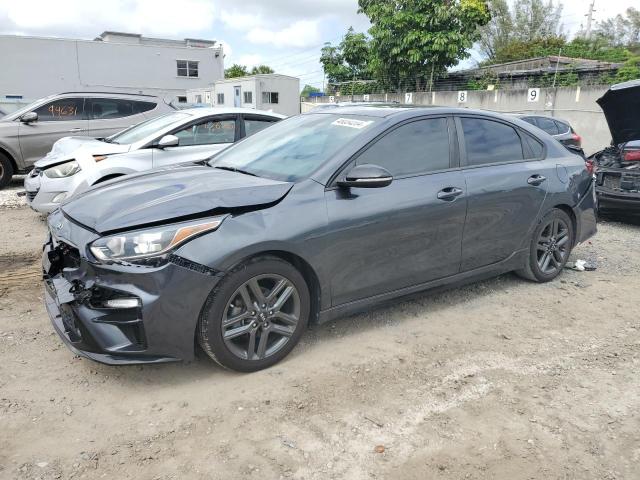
[585,0,596,39]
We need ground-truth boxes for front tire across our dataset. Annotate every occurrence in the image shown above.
[0,153,14,189]
[517,208,574,282]
[197,256,310,372]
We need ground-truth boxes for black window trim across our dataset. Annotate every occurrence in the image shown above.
[455,114,547,169]
[327,114,460,189]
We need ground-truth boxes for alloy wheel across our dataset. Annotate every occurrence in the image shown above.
[221,274,301,361]
[536,218,570,275]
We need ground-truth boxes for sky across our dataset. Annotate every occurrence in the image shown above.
[0,0,634,91]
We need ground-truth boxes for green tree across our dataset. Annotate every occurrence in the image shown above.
[224,64,249,78]
[320,27,371,85]
[250,65,275,74]
[301,84,321,97]
[595,7,640,46]
[358,0,491,91]
[480,0,564,62]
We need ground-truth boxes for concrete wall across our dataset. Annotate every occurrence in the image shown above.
[0,35,224,104]
[304,85,612,155]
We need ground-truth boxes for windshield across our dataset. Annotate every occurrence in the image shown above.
[109,112,190,145]
[209,113,379,181]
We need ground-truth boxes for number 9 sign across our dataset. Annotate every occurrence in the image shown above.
[528,88,540,102]
[457,91,467,103]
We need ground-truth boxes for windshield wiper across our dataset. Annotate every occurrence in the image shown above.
[214,165,258,177]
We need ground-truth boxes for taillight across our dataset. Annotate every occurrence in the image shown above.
[623,150,640,162]
[585,158,595,175]
[572,132,582,146]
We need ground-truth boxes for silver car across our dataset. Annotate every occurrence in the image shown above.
[0,91,174,188]
[24,108,284,213]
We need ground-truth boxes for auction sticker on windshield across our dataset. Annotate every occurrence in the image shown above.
[331,118,374,129]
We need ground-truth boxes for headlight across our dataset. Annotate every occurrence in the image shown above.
[89,217,225,264]
[44,160,81,178]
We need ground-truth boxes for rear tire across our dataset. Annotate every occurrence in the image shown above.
[0,153,14,189]
[516,208,574,283]
[197,256,310,372]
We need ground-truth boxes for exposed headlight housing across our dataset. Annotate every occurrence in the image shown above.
[44,160,81,178]
[89,217,225,265]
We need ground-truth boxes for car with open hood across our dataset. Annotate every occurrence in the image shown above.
[0,92,174,188]
[24,108,284,213]
[591,80,640,213]
[42,105,596,372]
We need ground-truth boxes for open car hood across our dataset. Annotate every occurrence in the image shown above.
[62,165,293,234]
[596,80,640,145]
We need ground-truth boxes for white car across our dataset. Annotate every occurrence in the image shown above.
[24,107,284,213]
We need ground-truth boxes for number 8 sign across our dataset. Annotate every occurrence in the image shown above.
[528,88,540,102]
[457,91,467,103]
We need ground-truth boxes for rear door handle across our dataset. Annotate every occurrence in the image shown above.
[68,128,84,132]
[527,174,547,186]
[437,186,464,201]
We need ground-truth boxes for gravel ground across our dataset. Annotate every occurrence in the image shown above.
[0,177,28,209]
[1,199,639,480]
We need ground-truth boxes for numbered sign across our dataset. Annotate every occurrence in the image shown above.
[329,95,335,103]
[528,88,540,102]
[363,94,370,102]
[405,92,413,104]
[457,91,467,103]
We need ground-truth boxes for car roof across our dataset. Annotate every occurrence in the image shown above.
[178,107,286,119]
[306,104,535,120]
[56,91,161,99]
[508,113,570,125]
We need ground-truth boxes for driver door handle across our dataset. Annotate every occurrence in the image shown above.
[527,174,547,186]
[437,187,464,201]
[68,127,84,132]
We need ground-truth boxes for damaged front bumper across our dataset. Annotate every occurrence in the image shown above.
[42,214,223,365]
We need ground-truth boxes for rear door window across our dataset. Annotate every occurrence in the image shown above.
[33,98,85,121]
[88,98,137,120]
[460,117,524,166]
[133,101,157,114]
[355,118,451,177]
[535,117,559,135]
[243,116,279,137]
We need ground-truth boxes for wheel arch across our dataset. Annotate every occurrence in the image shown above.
[0,144,18,172]
[228,250,322,325]
[551,203,578,246]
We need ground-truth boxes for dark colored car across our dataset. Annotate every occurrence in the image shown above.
[43,106,597,372]
[515,114,582,149]
[591,80,640,214]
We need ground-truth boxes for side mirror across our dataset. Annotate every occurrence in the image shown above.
[20,111,38,123]
[337,164,393,188]
[157,134,179,149]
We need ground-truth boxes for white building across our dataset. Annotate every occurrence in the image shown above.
[187,74,300,117]
[0,31,224,106]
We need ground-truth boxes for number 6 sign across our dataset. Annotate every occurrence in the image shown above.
[528,88,540,102]
[457,91,467,103]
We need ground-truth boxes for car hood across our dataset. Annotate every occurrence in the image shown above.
[62,165,294,234]
[596,80,640,145]
[35,137,130,168]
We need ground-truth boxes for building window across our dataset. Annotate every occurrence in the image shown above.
[261,92,279,104]
[177,96,187,103]
[217,93,225,104]
[243,91,253,103]
[177,60,199,77]
[195,94,202,103]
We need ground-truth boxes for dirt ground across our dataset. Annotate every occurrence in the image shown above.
[1,179,639,480]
